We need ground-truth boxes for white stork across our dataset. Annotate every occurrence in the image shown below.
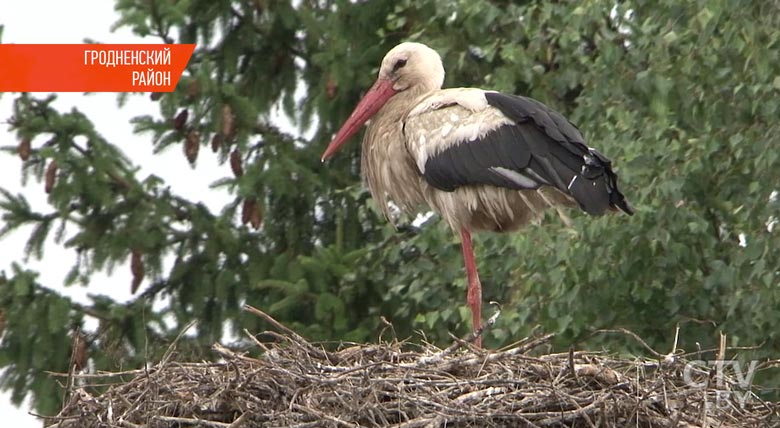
[321,42,633,345]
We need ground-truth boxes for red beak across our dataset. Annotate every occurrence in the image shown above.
[321,78,397,161]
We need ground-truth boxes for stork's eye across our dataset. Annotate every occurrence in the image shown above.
[392,59,408,72]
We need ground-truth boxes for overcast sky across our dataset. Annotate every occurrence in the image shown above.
[0,2,231,426]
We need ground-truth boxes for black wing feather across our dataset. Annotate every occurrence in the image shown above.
[421,92,633,216]
[423,126,530,191]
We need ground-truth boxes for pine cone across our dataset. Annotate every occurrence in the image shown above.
[173,109,189,132]
[131,250,144,294]
[250,201,263,230]
[185,130,200,164]
[18,137,31,161]
[241,198,254,225]
[211,133,223,153]
[221,104,234,137]
[44,160,58,194]
[230,149,243,177]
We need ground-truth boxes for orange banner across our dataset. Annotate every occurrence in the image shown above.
[0,44,195,92]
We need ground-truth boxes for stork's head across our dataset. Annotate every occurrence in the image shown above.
[321,42,445,161]
[379,42,445,93]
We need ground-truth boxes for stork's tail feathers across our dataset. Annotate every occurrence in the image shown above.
[480,92,633,217]
[565,148,633,216]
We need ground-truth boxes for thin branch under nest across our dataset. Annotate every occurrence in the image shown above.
[45,305,779,428]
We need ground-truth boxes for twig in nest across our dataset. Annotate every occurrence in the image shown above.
[291,404,356,428]
[160,319,198,366]
[243,304,331,360]
[663,323,681,363]
[414,302,501,366]
[62,327,83,409]
[379,316,396,343]
[568,347,579,383]
[155,415,233,427]
[591,328,663,357]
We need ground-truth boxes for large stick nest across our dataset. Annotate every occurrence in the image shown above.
[46,306,778,428]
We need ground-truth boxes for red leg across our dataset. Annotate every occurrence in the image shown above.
[460,228,482,347]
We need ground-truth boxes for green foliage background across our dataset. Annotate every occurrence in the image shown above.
[2,0,780,415]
